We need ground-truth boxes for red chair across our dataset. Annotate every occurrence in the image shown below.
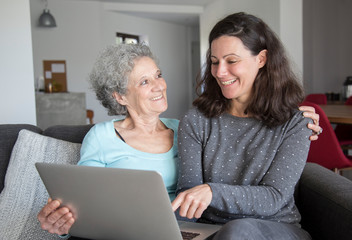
[345,96,352,105]
[300,101,352,174]
[304,94,327,105]
[334,96,352,149]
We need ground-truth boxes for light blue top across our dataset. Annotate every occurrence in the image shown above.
[78,118,179,200]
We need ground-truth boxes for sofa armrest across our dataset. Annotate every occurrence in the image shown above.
[297,163,352,240]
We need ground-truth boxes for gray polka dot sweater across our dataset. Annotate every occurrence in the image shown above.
[176,108,312,225]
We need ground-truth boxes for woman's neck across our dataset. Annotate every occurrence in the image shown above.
[118,115,165,134]
[114,114,173,154]
[229,99,249,117]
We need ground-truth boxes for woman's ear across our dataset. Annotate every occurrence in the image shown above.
[258,49,267,68]
[113,92,127,105]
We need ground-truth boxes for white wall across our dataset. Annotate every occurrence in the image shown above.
[200,0,281,66]
[303,0,352,96]
[199,0,303,81]
[0,0,36,124]
[100,8,192,119]
[30,0,102,121]
[280,0,303,82]
[30,0,193,123]
[1,0,307,125]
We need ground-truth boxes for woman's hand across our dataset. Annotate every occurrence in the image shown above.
[37,198,75,235]
[299,106,322,141]
[171,184,212,219]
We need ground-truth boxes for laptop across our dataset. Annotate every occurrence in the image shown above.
[35,162,221,240]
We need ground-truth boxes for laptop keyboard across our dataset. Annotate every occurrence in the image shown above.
[181,231,201,240]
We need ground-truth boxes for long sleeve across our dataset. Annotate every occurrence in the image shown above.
[176,108,312,224]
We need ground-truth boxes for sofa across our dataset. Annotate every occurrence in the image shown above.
[0,124,351,240]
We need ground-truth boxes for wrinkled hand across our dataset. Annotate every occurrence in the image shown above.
[37,198,75,235]
[299,106,322,141]
[171,184,212,219]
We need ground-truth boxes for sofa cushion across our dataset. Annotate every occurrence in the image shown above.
[43,124,93,143]
[297,163,352,240]
[0,129,81,239]
[0,124,42,193]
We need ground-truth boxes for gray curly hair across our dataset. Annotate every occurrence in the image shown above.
[89,43,156,115]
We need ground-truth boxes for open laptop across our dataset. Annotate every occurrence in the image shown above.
[35,163,221,240]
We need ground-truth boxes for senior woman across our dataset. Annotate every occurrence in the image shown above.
[37,43,178,237]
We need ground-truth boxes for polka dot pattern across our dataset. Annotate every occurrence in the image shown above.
[176,108,312,224]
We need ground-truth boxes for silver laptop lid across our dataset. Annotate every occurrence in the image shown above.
[36,162,183,240]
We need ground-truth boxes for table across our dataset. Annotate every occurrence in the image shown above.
[319,104,352,124]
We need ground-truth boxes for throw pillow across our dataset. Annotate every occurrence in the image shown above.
[0,129,81,239]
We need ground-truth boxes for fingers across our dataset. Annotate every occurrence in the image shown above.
[309,134,318,141]
[179,193,193,218]
[171,195,182,212]
[52,213,75,235]
[308,122,323,137]
[172,192,194,218]
[299,106,316,113]
[185,199,205,219]
[302,111,320,125]
[308,123,321,134]
[194,201,208,219]
[37,199,75,235]
[300,105,319,125]
[172,184,212,219]
[38,199,61,223]
[301,106,322,140]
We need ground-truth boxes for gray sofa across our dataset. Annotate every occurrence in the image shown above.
[0,124,351,240]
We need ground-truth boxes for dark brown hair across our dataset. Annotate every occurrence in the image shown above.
[193,12,304,127]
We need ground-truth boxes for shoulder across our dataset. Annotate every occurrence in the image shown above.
[89,120,114,133]
[83,119,116,141]
[289,110,312,126]
[179,108,212,132]
[184,108,202,117]
[180,108,206,122]
[161,118,179,131]
[283,110,312,134]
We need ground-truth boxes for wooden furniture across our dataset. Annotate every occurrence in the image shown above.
[86,109,94,124]
[333,96,352,153]
[319,104,352,124]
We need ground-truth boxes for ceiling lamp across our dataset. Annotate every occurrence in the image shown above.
[38,0,57,27]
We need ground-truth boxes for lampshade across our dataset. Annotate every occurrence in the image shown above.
[38,9,57,27]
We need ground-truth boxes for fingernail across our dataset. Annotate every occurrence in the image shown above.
[53,200,60,207]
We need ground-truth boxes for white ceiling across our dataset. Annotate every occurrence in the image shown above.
[97,0,212,5]
[77,0,213,26]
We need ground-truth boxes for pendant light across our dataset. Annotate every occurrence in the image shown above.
[38,0,57,27]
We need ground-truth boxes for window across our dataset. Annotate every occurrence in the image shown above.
[116,32,139,44]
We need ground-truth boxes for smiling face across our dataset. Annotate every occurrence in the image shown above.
[116,57,168,117]
[210,35,266,105]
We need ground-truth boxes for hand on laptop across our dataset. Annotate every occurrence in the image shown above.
[37,198,75,235]
[171,184,213,219]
